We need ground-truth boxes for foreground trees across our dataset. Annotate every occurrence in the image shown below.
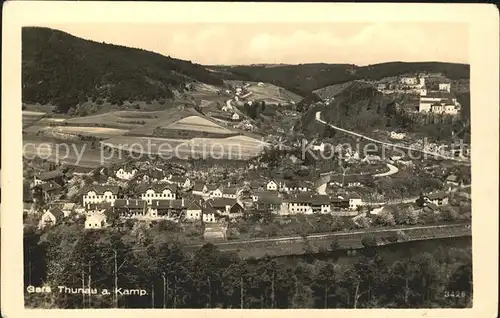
[24,224,472,309]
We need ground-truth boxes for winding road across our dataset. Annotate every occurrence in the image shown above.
[315,111,470,163]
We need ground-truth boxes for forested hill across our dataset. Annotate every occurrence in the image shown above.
[211,62,470,96]
[22,27,224,113]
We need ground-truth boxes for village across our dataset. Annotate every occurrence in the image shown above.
[24,145,471,243]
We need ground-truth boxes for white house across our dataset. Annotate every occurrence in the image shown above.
[419,77,426,87]
[82,185,119,207]
[168,176,191,189]
[140,184,177,204]
[348,194,363,210]
[185,201,203,221]
[202,206,218,223]
[115,167,137,181]
[439,83,451,92]
[444,104,458,115]
[266,180,279,191]
[232,113,240,121]
[400,77,418,85]
[38,208,64,229]
[390,131,405,140]
[85,212,107,229]
[209,187,223,198]
[221,187,238,199]
[192,184,209,196]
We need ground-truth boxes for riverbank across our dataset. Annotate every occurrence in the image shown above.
[186,222,471,259]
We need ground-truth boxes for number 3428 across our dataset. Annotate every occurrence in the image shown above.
[444,291,468,298]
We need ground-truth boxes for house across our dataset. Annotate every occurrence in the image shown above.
[61,202,76,217]
[169,176,192,189]
[231,113,240,121]
[424,192,449,206]
[266,180,279,191]
[82,185,119,206]
[222,187,239,199]
[444,104,458,115]
[149,199,185,219]
[115,167,137,181]
[140,183,178,204]
[202,206,219,223]
[330,196,350,210]
[286,193,314,215]
[85,212,108,229]
[209,198,237,215]
[229,202,245,218]
[113,199,148,218]
[439,83,451,92]
[329,175,370,188]
[400,77,418,85]
[390,131,405,140]
[149,169,169,183]
[249,179,267,190]
[311,195,332,214]
[33,181,63,203]
[38,208,64,229]
[281,180,309,193]
[208,186,223,198]
[192,184,209,196]
[252,191,283,211]
[203,224,228,241]
[185,200,203,221]
[34,170,65,186]
[347,193,363,210]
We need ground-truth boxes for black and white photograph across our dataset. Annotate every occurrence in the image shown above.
[1,2,498,316]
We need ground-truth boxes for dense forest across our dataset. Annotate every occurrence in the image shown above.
[24,221,472,309]
[213,62,470,96]
[22,27,225,113]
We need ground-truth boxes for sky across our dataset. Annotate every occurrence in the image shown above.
[42,22,469,66]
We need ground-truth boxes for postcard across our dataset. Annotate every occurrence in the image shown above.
[1,2,498,318]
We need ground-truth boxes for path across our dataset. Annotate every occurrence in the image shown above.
[188,222,470,248]
[373,163,399,177]
[315,111,469,163]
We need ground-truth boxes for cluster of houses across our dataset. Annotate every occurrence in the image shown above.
[418,90,460,115]
[36,171,367,230]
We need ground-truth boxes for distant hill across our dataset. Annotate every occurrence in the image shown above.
[22,27,225,113]
[211,62,470,96]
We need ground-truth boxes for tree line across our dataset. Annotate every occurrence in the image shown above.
[24,221,472,309]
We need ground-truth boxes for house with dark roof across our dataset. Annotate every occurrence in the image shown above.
[330,196,350,210]
[149,199,186,219]
[140,183,178,204]
[221,187,239,199]
[82,185,120,206]
[113,199,148,218]
[281,180,310,193]
[311,195,332,213]
[208,185,223,198]
[34,170,65,186]
[202,206,219,223]
[192,183,209,196]
[149,169,169,183]
[285,193,314,214]
[33,181,63,203]
[168,176,192,189]
[209,197,237,215]
[446,174,460,187]
[185,200,203,221]
[423,191,449,206]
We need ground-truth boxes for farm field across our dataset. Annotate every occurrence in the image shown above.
[165,116,235,134]
[64,110,164,130]
[39,126,128,138]
[22,111,46,128]
[226,80,303,104]
[101,135,267,160]
[23,137,123,168]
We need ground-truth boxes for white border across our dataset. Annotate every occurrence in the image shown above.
[2,2,499,318]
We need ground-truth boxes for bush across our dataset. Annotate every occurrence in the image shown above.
[361,234,378,247]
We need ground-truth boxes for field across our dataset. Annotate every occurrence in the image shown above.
[23,106,268,164]
[226,80,303,105]
[165,115,235,134]
[22,111,46,128]
[101,135,267,160]
[39,126,128,138]
[23,136,124,168]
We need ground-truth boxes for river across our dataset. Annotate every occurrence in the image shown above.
[275,236,472,266]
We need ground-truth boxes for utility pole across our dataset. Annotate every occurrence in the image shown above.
[240,276,244,309]
[81,270,85,309]
[114,250,118,308]
[152,284,155,308]
[162,272,166,309]
[88,261,92,308]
